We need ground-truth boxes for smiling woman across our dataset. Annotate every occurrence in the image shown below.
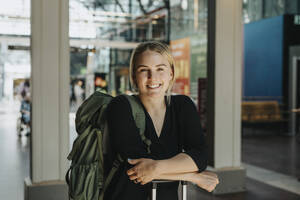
[135,51,173,98]
[104,41,218,200]
[130,41,175,103]
[135,49,174,137]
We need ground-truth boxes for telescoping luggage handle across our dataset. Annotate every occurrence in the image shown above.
[151,180,187,200]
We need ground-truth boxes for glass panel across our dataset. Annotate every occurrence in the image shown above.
[242,3,300,178]
[69,0,208,131]
[243,0,300,23]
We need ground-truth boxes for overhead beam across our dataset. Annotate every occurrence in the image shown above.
[0,35,138,49]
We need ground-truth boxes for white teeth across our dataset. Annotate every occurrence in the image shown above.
[147,84,160,88]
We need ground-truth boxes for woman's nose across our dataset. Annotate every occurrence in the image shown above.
[147,70,158,80]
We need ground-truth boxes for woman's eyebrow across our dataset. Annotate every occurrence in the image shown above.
[155,64,167,67]
[137,64,167,68]
[137,64,148,68]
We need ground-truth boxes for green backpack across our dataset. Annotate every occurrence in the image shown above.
[65,91,151,200]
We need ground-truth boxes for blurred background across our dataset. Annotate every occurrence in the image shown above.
[0,0,299,199]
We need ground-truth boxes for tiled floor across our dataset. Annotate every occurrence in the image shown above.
[1,100,300,200]
[243,163,300,195]
[242,134,300,178]
[0,100,30,200]
[188,177,300,200]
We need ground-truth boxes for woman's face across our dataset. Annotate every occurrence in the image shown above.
[135,50,173,98]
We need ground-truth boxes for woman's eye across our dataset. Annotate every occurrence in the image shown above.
[138,68,147,72]
[158,68,164,71]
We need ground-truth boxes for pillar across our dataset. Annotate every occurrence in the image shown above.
[25,0,70,199]
[207,0,246,194]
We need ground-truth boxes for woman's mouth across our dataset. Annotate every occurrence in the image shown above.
[147,84,161,89]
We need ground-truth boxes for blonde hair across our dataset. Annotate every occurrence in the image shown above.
[129,41,175,104]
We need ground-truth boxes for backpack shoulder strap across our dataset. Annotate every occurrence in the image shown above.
[123,95,151,154]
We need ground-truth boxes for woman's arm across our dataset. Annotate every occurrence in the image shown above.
[128,96,208,174]
[127,95,211,184]
[156,153,199,174]
[127,153,198,177]
[179,95,208,173]
[157,171,219,192]
[127,158,219,192]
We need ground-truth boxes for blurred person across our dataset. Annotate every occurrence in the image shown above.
[104,41,218,200]
[22,80,30,96]
[70,83,77,112]
[95,75,108,93]
[74,80,84,109]
[19,90,31,136]
[15,80,30,101]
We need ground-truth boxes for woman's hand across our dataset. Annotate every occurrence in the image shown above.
[127,158,159,185]
[126,158,219,192]
[191,171,219,192]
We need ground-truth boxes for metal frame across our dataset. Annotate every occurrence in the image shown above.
[290,56,300,136]
[207,0,216,167]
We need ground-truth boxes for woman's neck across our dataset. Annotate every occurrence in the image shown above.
[138,94,166,113]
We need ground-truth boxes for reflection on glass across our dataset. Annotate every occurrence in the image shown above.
[69,0,208,123]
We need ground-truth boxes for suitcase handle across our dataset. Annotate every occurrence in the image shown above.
[151,180,187,200]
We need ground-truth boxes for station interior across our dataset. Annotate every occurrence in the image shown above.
[0,0,300,199]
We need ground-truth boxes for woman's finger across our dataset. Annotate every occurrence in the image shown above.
[128,158,142,165]
[127,167,138,176]
[128,174,138,180]
[127,169,135,176]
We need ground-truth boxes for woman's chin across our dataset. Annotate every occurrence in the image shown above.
[140,89,165,98]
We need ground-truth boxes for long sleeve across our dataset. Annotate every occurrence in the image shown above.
[106,95,150,160]
[175,95,208,172]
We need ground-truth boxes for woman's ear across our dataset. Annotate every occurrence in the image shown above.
[170,68,174,80]
[133,77,138,91]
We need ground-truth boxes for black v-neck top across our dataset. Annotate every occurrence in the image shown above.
[104,95,207,200]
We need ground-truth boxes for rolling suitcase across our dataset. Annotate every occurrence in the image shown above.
[151,180,188,200]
